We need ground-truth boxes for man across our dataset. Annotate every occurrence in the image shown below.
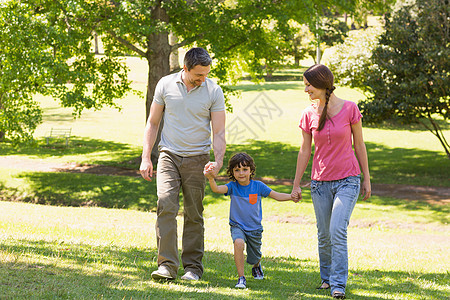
[140,47,226,281]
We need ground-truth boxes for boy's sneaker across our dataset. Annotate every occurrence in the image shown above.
[252,264,264,279]
[235,276,246,288]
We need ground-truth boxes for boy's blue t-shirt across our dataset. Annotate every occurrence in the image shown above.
[225,180,272,231]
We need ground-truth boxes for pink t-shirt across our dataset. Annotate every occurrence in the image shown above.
[299,100,362,181]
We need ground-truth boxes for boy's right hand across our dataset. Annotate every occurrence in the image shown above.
[203,167,215,179]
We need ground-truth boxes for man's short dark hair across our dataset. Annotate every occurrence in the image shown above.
[184,47,212,71]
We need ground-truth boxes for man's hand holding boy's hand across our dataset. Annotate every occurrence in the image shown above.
[204,161,222,177]
[203,164,216,179]
[204,170,215,180]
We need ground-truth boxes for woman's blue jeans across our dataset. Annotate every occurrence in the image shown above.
[311,175,360,295]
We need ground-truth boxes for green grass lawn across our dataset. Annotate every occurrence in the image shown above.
[0,199,448,299]
[0,58,449,298]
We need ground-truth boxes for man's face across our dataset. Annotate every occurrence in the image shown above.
[183,64,211,87]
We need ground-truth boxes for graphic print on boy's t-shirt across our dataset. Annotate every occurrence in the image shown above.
[249,194,257,205]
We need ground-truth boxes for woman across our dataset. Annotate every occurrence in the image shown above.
[291,64,371,299]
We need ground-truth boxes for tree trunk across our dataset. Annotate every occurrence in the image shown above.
[316,38,321,64]
[315,21,321,64]
[169,32,180,72]
[0,98,4,141]
[294,55,300,66]
[145,5,171,165]
[94,31,99,54]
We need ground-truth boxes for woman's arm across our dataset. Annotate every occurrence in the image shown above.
[351,120,371,200]
[291,130,312,201]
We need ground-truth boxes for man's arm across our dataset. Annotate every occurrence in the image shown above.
[140,102,164,181]
[206,110,226,176]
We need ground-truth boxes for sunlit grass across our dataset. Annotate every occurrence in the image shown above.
[0,201,448,299]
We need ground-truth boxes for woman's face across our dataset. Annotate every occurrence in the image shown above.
[304,78,326,101]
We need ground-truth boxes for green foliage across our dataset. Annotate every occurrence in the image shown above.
[328,26,384,88]
[0,0,387,143]
[278,22,315,66]
[351,0,396,28]
[0,0,133,143]
[330,0,449,157]
[0,1,46,142]
[1,0,360,137]
[358,0,450,157]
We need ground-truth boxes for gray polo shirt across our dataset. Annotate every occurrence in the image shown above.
[154,70,225,157]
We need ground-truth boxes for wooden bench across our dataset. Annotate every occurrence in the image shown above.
[45,128,72,146]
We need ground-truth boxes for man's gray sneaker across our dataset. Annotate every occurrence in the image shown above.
[181,271,200,281]
[151,266,175,280]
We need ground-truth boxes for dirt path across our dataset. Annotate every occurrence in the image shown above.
[0,156,449,204]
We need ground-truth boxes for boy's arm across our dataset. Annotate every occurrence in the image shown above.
[205,174,228,194]
[268,190,294,202]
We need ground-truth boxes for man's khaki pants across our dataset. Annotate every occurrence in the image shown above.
[155,151,210,278]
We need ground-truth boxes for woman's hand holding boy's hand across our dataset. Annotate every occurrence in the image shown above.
[291,186,302,203]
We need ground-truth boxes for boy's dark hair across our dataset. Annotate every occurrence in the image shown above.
[226,152,256,181]
[184,47,212,71]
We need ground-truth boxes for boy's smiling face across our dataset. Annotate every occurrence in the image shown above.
[233,163,251,186]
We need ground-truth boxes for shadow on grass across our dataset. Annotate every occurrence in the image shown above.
[1,137,448,187]
[228,82,302,92]
[0,172,158,212]
[0,137,142,168]
[0,239,447,299]
[221,141,303,180]
[364,141,449,186]
[42,106,77,122]
[224,140,449,187]
[364,118,450,132]
[366,196,449,224]
[0,139,448,217]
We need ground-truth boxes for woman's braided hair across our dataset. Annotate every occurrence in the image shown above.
[303,64,336,131]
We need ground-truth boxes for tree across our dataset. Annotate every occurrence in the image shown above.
[310,11,349,64]
[0,0,133,142]
[342,0,449,157]
[349,0,396,29]
[82,0,319,161]
[279,21,315,67]
[1,0,358,152]
[0,2,44,142]
[328,26,384,88]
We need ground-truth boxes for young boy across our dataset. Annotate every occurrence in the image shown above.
[204,152,296,288]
